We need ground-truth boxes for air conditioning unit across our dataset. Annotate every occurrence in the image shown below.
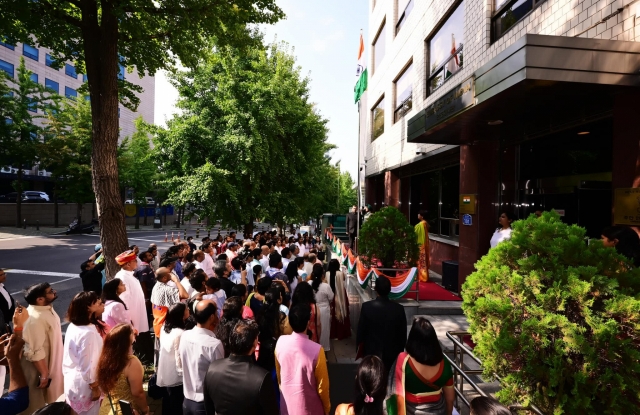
[0,166,11,174]
[22,169,30,176]
[38,171,44,176]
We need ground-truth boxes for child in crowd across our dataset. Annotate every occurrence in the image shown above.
[203,277,226,317]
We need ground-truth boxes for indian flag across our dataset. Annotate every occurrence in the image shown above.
[354,32,368,103]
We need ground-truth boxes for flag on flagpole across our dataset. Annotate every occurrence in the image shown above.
[354,31,368,103]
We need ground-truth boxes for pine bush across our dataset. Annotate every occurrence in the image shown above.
[462,211,640,414]
[358,206,418,268]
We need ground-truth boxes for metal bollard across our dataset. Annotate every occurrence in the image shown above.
[196,228,200,238]
[207,229,211,238]
[183,229,186,240]
[23,219,26,229]
[36,220,39,230]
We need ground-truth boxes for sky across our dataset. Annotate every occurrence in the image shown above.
[153,0,368,182]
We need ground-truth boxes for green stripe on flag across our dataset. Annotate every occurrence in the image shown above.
[354,68,368,103]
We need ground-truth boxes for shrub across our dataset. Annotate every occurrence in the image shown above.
[462,211,640,414]
[358,206,418,268]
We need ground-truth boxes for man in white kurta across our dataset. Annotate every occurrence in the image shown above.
[115,250,150,334]
[19,282,64,415]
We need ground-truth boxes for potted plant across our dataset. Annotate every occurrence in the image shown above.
[358,206,418,269]
[462,211,640,414]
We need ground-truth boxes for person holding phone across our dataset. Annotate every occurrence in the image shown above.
[20,282,64,415]
[97,324,149,415]
[0,305,29,415]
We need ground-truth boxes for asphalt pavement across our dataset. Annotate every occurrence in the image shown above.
[0,230,177,325]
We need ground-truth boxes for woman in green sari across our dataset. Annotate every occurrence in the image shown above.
[415,211,430,283]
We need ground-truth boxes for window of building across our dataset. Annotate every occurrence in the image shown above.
[65,64,77,79]
[427,2,464,95]
[45,54,55,67]
[45,78,59,94]
[372,21,386,74]
[0,37,14,50]
[22,44,39,61]
[82,74,88,82]
[396,0,414,34]
[27,98,37,113]
[493,0,545,41]
[65,86,77,99]
[30,73,38,83]
[118,64,125,80]
[372,96,385,141]
[0,60,14,78]
[394,62,413,123]
[409,165,460,240]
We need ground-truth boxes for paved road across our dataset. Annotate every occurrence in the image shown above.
[0,230,180,323]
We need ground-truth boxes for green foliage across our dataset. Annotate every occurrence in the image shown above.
[462,212,640,414]
[40,94,94,208]
[152,36,336,230]
[358,206,418,268]
[119,118,156,205]
[336,170,358,214]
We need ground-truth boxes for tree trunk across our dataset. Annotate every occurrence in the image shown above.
[244,222,253,239]
[81,3,128,279]
[135,205,140,229]
[15,168,22,227]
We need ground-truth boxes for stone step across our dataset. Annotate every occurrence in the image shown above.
[419,300,464,315]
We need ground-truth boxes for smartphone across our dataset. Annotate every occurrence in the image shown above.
[119,400,135,415]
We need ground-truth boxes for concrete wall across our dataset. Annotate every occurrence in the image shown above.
[0,203,175,227]
[363,0,640,177]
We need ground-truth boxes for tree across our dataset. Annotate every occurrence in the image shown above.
[462,212,640,414]
[118,118,156,229]
[358,206,418,268]
[0,58,57,226]
[153,37,333,235]
[0,0,283,277]
[40,93,94,224]
[337,170,358,214]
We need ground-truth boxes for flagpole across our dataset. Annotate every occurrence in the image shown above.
[355,29,363,254]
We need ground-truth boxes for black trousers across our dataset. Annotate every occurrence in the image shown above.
[349,232,357,252]
[183,398,206,415]
[162,385,184,415]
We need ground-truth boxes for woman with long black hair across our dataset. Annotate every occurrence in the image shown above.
[327,259,351,340]
[101,279,133,331]
[310,263,333,351]
[335,355,386,415]
[284,257,305,293]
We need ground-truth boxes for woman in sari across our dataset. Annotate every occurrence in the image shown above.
[415,210,430,283]
[327,259,351,340]
[385,317,454,415]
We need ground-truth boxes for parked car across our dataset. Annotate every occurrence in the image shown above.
[22,193,47,203]
[125,197,155,205]
[24,191,49,202]
[0,191,49,203]
[0,192,18,202]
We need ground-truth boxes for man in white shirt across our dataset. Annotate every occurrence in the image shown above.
[280,247,292,273]
[225,242,239,261]
[115,250,149,334]
[295,237,306,257]
[260,245,270,273]
[194,244,215,278]
[179,300,224,415]
[0,267,16,397]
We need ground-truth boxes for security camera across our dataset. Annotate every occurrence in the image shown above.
[416,151,426,156]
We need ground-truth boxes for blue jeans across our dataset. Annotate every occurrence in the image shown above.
[182,398,206,415]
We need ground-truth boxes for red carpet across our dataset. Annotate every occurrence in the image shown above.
[402,281,462,301]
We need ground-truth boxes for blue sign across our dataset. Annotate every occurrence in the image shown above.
[462,214,472,226]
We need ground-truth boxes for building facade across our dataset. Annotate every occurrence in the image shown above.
[0,40,154,184]
[361,0,640,289]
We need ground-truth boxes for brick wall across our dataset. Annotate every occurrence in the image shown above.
[363,0,640,177]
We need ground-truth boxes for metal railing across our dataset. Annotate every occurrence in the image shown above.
[446,331,545,415]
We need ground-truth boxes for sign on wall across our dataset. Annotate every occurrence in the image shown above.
[459,194,476,214]
[462,214,472,226]
[424,76,475,132]
[614,188,640,226]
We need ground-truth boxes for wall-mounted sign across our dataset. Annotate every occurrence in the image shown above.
[614,188,640,225]
[459,194,476,214]
[124,204,137,217]
[424,77,475,132]
[462,214,472,226]
[552,209,565,217]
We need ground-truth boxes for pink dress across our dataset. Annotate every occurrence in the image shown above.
[103,300,131,328]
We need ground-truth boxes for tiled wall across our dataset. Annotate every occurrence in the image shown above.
[0,42,155,146]
[363,0,640,177]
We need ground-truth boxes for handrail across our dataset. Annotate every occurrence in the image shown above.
[446,331,545,415]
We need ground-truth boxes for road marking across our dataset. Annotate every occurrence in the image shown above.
[10,276,79,295]
[5,269,79,278]
[78,234,168,243]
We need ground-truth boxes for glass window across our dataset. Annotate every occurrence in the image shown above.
[0,60,14,78]
[493,0,545,41]
[82,74,88,82]
[30,73,38,83]
[118,64,125,80]
[45,78,59,94]
[0,37,14,50]
[45,54,55,67]
[394,63,413,122]
[65,86,77,99]
[409,166,460,240]
[428,2,465,94]
[22,44,39,61]
[372,96,385,141]
[373,22,386,74]
[28,98,37,113]
[65,64,77,79]
[396,0,414,34]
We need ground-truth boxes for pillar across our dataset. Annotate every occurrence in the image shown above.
[384,170,400,207]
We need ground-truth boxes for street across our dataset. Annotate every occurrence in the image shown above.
[0,230,176,325]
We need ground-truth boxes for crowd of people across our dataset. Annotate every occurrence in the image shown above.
[0,229,519,415]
